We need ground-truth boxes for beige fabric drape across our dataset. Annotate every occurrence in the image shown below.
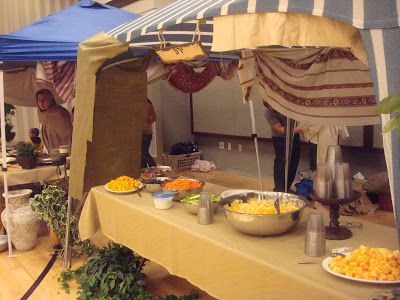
[212,12,367,65]
[4,68,62,107]
[69,33,141,199]
[239,48,380,126]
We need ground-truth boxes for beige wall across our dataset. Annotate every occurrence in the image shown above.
[121,0,175,14]
[1,0,77,144]
[0,0,76,34]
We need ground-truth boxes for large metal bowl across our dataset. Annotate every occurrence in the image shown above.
[219,191,306,236]
[141,166,179,180]
[161,179,205,201]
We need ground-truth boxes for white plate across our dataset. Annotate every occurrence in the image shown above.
[322,255,400,284]
[104,183,144,194]
[220,189,256,198]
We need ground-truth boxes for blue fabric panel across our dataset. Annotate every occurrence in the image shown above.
[287,0,314,14]
[226,0,250,15]
[382,28,400,246]
[364,0,399,29]
[322,0,353,26]
[361,28,400,245]
[255,0,280,12]
[360,30,379,98]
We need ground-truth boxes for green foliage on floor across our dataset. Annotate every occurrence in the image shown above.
[59,243,199,300]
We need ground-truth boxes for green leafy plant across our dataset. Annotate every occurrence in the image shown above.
[377,93,400,135]
[29,184,93,256]
[16,141,37,157]
[59,243,199,300]
[58,269,73,294]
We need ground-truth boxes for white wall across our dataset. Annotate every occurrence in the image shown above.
[121,0,175,14]
[193,76,272,138]
[147,80,192,157]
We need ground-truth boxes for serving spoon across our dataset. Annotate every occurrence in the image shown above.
[298,253,345,264]
[274,198,280,214]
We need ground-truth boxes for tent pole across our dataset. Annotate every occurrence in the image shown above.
[63,195,72,269]
[284,117,295,193]
[0,66,15,257]
[249,100,263,191]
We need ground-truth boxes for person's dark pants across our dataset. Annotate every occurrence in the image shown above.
[309,143,317,171]
[272,134,301,192]
[141,134,156,168]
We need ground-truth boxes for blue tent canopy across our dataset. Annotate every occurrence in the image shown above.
[0,1,139,61]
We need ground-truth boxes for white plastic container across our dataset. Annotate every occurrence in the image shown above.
[152,192,174,210]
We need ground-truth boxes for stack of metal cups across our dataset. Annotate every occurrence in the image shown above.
[198,192,214,225]
[335,162,353,199]
[304,212,326,257]
[326,145,343,181]
[314,163,333,199]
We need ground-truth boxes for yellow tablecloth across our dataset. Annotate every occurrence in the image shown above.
[1,165,64,186]
[79,183,399,300]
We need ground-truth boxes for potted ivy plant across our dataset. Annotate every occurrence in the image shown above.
[16,141,38,169]
[29,184,92,254]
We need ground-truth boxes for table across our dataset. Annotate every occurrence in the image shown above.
[79,182,399,300]
[1,165,65,186]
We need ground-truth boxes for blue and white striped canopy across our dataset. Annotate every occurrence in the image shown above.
[107,0,400,245]
[109,0,400,46]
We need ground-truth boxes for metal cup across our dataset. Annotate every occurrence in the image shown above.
[335,163,351,181]
[305,212,326,257]
[315,163,332,182]
[334,179,353,199]
[198,192,214,225]
[314,180,333,199]
[326,145,343,180]
[314,164,333,199]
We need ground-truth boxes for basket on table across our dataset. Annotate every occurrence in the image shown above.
[163,151,201,171]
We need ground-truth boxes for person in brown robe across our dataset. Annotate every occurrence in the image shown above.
[36,89,72,154]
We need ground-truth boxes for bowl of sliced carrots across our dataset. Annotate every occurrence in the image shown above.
[161,178,205,200]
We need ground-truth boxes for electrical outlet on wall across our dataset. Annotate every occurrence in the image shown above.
[227,143,232,150]
[219,142,224,149]
[238,144,243,152]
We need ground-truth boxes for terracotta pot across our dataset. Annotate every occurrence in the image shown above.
[49,225,62,249]
[16,156,37,169]
[1,189,39,251]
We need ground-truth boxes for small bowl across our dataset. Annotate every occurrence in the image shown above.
[145,183,162,193]
[152,192,174,210]
[0,235,8,252]
[144,177,171,193]
[183,202,219,215]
